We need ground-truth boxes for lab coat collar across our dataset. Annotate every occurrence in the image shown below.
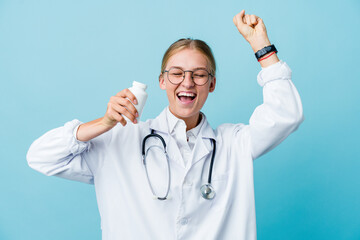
[198,115,216,140]
[166,107,204,138]
[148,108,168,134]
[166,107,181,135]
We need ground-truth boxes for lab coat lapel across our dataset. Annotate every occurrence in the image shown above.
[191,117,216,166]
[191,137,210,166]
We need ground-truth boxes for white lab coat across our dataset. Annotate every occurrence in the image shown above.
[27,61,304,240]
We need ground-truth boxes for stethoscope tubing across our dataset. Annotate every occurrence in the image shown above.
[142,129,216,200]
[142,132,166,157]
[207,138,216,184]
[142,130,170,200]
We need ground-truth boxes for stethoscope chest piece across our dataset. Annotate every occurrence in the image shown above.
[200,183,216,200]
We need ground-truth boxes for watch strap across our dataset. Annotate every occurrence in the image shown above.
[255,44,278,60]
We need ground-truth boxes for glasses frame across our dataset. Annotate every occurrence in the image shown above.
[163,67,214,86]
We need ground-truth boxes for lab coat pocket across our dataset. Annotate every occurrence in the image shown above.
[209,172,229,211]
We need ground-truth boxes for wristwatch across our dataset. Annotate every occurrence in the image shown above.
[255,44,278,60]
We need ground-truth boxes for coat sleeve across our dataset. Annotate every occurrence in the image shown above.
[26,119,102,184]
[245,60,304,160]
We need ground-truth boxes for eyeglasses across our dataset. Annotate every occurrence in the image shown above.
[163,67,213,86]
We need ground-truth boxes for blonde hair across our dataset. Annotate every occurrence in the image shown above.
[161,38,216,77]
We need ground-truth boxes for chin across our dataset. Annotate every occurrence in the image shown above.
[172,106,201,119]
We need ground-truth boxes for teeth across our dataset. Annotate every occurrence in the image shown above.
[177,92,196,97]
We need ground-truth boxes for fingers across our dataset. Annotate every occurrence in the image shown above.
[234,10,260,27]
[244,15,251,26]
[257,17,266,30]
[111,97,138,122]
[117,97,139,120]
[116,88,138,105]
[244,14,259,27]
[250,15,258,26]
[105,89,139,126]
[106,105,127,126]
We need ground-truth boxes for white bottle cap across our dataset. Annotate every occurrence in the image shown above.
[133,81,147,90]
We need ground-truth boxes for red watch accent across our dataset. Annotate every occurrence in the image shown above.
[257,51,276,62]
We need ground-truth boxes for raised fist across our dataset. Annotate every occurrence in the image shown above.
[233,10,271,52]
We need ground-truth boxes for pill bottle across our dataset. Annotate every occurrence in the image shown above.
[128,81,148,121]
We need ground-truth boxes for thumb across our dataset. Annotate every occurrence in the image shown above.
[233,10,249,33]
[233,9,245,27]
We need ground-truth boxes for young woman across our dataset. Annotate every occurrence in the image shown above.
[27,10,303,240]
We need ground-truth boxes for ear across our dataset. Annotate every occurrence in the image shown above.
[159,73,166,90]
[209,77,216,92]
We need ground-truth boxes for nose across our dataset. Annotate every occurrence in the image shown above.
[181,71,195,88]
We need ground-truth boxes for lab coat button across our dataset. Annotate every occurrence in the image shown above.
[184,181,193,186]
[180,218,188,225]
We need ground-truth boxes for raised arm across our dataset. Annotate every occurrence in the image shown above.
[233,10,304,159]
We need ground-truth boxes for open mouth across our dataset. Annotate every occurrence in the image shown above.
[177,92,197,104]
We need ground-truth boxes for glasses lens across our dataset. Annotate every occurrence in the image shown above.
[193,70,209,85]
[167,68,210,85]
[168,68,184,84]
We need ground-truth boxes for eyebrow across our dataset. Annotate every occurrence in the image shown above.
[169,66,208,71]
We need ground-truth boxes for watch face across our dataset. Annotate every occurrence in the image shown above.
[256,49,266,58]
[260,49,267,55]
[256,45,276,59]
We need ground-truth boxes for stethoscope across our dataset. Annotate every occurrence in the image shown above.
[142,129,216,201]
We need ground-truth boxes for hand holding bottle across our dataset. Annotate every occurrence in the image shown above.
[76,89,138,142]
[101,88,139,128]
[76,82,147,142]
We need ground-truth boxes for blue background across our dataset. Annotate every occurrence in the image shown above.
[1,0,359,239]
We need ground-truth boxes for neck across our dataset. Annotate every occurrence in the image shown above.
[169,108,201,131]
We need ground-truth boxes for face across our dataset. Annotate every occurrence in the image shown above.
[159,48,216,121]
